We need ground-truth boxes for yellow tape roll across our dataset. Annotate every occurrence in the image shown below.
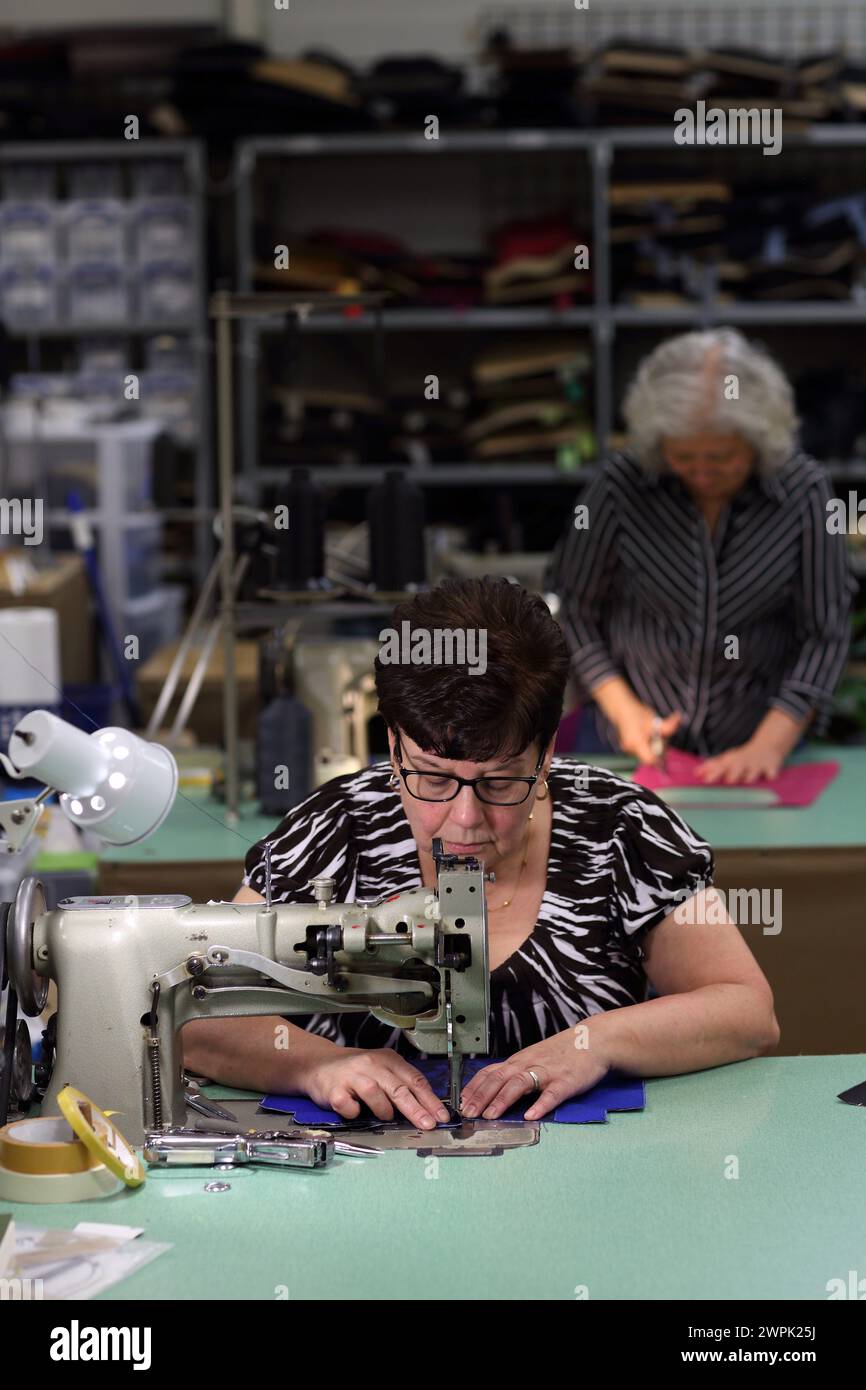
[0,1116,99,1175]
[58,1086,144,1187]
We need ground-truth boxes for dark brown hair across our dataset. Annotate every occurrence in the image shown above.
[374,576,569,761]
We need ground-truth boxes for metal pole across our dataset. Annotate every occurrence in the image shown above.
[215,293,240,824]
[591,137,613,453]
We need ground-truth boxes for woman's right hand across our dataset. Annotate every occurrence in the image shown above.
[305,1047,451,1129]
[616,705,682,765]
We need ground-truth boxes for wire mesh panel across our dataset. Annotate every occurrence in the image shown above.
[478,3,866,59]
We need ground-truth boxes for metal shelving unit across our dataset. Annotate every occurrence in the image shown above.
[0,139,212,586]
[234,122,866,494]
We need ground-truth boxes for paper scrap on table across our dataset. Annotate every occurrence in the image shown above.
[13,1224,171,1300]
[633,748,839,808]
[261,1060,645,1126]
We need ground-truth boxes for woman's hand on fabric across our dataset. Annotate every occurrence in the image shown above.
[616,704,682,766]
[306,1047,450,1129]
[696,739,785,784]
[459,1026,613,1121]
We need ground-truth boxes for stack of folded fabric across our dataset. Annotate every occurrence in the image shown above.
[611,177,866,305]
[466,339,594,467]
[252,227,417,299]
[696,47,841,121]
[482,29,586,127]
[387,388,471,466]
[610,176,734,306]
[581,39,702,124]
[265,386,391,467]
[481,26,855,129]
[484,215,592,306]
[796,366,866,461]
[252,218,592,311]
[172,44,374,136]
[357,55,481,127]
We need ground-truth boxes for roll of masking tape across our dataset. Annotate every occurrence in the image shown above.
[0,1160,122,1204]
[0,1116,98,1175]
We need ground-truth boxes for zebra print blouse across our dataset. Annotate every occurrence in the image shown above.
[243,757,713,1059]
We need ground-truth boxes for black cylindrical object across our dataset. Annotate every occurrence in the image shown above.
[367,468,426,590]
[274,467,326,587]
[256,693,313,815]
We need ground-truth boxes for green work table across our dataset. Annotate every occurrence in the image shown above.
[9,1054,866,1301]
[590,744,866,849]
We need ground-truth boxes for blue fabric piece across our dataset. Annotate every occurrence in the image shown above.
[261,1058,645,1126]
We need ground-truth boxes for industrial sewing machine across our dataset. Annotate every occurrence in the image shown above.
[3,844,490,1144]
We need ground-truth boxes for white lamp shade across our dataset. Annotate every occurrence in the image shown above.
[8,711,178,846]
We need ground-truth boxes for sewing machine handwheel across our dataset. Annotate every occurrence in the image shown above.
[8,876,48,1018]
[0,1019,33,1113]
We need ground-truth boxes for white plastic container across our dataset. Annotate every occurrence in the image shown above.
[1,419,160,514]
[0,201,56,263]
[66,261,130,324]
[0,607,62,746]
[131,197,193,262]
[136,260,195,322]
[0,263,59,326]
[63,199,127,265]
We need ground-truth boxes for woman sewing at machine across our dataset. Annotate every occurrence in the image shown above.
[183,576,779,1127]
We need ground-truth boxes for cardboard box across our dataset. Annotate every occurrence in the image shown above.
[0,551,96,684]
[136,638,259,743]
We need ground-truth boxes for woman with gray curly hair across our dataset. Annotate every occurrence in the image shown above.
[547,328,856,782]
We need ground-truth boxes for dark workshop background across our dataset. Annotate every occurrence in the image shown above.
[1,2,866,1016]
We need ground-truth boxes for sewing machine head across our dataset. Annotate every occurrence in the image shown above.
[2,840,489,1142]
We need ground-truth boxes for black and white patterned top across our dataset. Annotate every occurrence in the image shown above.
[243,758,713,1059]
[546,451,856,755]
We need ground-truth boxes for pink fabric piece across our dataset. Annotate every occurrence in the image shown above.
[633,748,840,807]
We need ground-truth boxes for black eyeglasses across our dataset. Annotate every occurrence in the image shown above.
[393,734,545,806]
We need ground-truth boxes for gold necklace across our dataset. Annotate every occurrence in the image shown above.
[489,814,532,911]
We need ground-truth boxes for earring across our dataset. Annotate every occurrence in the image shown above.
[535,779,550,802]
[388,772,400,790]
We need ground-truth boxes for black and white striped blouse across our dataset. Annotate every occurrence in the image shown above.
[546,451,856,756]
[243,758,713,1059]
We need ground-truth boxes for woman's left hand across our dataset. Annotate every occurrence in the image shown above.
[696,738,785,784]
[459,1025,613,1121]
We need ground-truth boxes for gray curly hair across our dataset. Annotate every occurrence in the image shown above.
[622,328,799,475]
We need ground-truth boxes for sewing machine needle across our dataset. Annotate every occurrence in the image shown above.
[449,1051,462,1115]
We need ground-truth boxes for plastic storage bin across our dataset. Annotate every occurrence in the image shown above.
[1,420,161,514]
[131,198,193,262]
[66,261,130,324]
[0,201,56,263]
[0,264,59,326]
[64,199,127,264]
[47,515,163,607]
[140,369,196,441]
[121,584,186,663]
[137,260,195,322]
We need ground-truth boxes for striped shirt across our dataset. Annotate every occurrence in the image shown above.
[545,451,856,756]
[243,759,712,1059]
